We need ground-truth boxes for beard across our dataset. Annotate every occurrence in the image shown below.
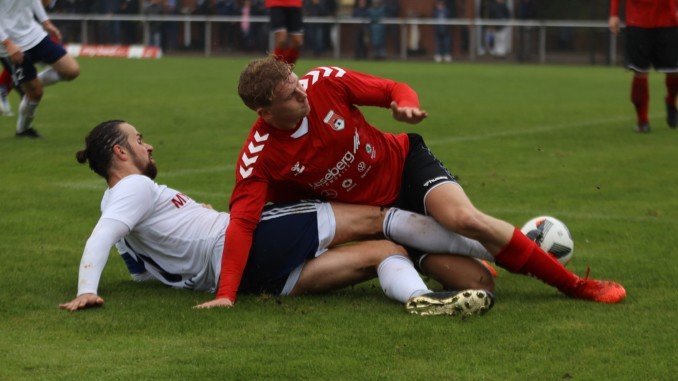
[144,161,158,180]
[131,151,158,179]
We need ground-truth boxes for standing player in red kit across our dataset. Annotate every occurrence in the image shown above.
[267,0,304,64]
[195,57,627,309]
[609,0,678,132]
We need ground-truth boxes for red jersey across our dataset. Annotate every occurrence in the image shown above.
[610,0,678,28]
[217,67,420,300]
[265,0,302,8]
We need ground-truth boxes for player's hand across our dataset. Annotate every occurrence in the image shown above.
[194,297,234,309]
[201,203,214,210]
[390,101,428,124]
[59,293,104,311]
[2,40,23,65]
[608,16,620,35]
[43,21,62,42]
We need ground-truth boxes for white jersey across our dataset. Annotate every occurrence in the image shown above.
[0,0,49,57]
[102,175,230,292]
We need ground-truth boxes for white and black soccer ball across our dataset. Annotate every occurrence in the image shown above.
[520,216,574,265]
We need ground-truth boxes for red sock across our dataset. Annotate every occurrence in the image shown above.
[273,47,286,62]
[285,48,300,64]
[631,76,649,126]
[0,69,12,92]
[666,74,678,105]
[494,228,579,291]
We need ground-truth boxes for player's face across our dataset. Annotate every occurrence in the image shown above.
[264,72,310,129]
[120,123,157,179]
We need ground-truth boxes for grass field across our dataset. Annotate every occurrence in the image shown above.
[0,57,676,380]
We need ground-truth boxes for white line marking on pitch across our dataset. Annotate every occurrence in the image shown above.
[426,115,632,146]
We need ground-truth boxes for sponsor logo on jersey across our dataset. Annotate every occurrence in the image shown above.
[323,110,345,131]
[291,161,305,175]
[321,189,338,199]
[239,130,269,179]
[342,178,357,192]
[353,128,360,153]
[357,162,366,172]
[423,176,449,187]
[171,193,189,208]
[365,143,376,159]
[309,151,355,189]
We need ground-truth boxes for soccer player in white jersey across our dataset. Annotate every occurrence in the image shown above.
[0,0,80,138]
[60,120,496,318]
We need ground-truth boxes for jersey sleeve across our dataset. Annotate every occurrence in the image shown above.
[77,218,130,296]
[315,68,420,109]
[609,0,620,16]
[101,175,155,230]
[31,0,49,23]
[216,177,269,301]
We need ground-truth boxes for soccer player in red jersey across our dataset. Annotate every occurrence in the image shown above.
[195,57,627,309]
[266,0,304,64]
[609,0,678,132]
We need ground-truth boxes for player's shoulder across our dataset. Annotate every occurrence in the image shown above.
[109,174,158,198]
[237,119,273,181]
[299,66,348,91]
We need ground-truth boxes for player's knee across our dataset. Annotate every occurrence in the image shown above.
[62,64,80,81]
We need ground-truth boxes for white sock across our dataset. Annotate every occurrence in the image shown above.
[0,86,11,115]
[376,255,431,303]
[383,208,494,261]
[17,96,40,133]
[37,67,62,87]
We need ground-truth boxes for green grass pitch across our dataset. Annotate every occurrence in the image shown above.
[0,57,675,379]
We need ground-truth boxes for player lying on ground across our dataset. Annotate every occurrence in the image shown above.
[60,120,496,318]
[201,56,626,308]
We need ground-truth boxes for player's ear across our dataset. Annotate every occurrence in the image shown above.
[257,107,272,123]
[112,144,128,160]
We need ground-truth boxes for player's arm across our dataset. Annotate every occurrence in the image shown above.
[608,0,621,34]
[195,179,269,309]
[331,69,428,124]
[0,21,22,65]
[59,218,130,311]
[32,0,61,42]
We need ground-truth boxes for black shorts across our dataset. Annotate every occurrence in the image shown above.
[270,6,304,34]
[392,134,458,268]
[1,36,67,85]
[393,133,458,215]
[238,201,322,295]
[626,26,678,72]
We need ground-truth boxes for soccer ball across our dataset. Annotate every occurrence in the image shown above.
[520,216,574,265]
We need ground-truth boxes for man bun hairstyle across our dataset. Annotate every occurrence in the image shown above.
[238,55,294,110]
[76,120,128,180]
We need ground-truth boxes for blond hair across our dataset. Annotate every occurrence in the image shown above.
[238,56,294,110]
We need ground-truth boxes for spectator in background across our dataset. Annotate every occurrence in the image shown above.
[267,0,304,64]
[162,0,180,52]
[353,0,369,60]
[609,0,678,133]
[119,0,140,44]
[143,0,163,47]
[516,0,536,62]
[484,0,510,57]
[368,0,386,59]
[433,0,452,63]
[304,0,331,57]
[383,0,399,58]
[215,0,238,52]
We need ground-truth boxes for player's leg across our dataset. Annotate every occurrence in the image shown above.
[402,134,626,303]
[329,202,491,260]
[36,36,79,86]
[0,66,13,116]
[654,27,678,128]
[280,7,303,64]
[291,240,493,317]
[419,254,494,293]
[270,7,289,60]
[16,76,43,137]
[626,26,651,132]
[40,54,80,86]
[666,73,678,128]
